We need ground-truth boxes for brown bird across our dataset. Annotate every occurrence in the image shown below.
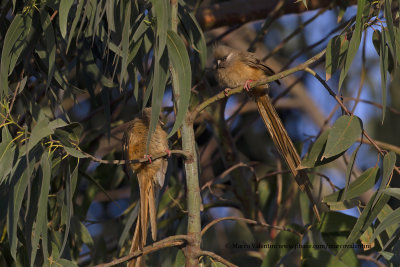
[124,108,169,267]
[213,45,320,221]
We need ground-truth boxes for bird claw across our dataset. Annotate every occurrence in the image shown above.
[165,149,171,157]
[244,80,253,91]
[144,154,152,163]
[224,88,231,97]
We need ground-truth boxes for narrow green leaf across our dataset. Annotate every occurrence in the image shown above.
[119,0,131,91]
[66,0,86,53]
[64,147,87,158]
[41,212,49,267]
[323,115,362,159]
[323,167,379,203]
[377,204,398,239]
[151,0,170,59]
[167,30,192,137]
[379,24,389,123]
[147,51,169,151]
[7,154,36,259]
[0,13,32,95]
[338,0,366,90]
[28,118,54,151]
[299,129,330,169]
[343,146,360,200]
[105,0,116,31]
[59,0,74,39]
[40,11,56,90]
[59,164,73,257]
[117,203,139,249]
[0,128,18,184]
[78,40,117,88]
[384,0,397,66]
[373,151,396,208]
[324,199,359,211]
[35,50,85,94]
[173,249,185,267]
[30,152,51,265]
[71,216,94,249]
[372,208,400,240]
[337,193,390,258]
[325,35,349,81]
[178,5,207,70]
[382,187,400,199]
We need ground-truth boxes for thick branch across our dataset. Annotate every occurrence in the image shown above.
[197,0,357,30]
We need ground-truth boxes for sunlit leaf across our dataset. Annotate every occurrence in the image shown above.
[382,187,400,199]
[343,145,360,200]
[323,167,379,203]
[299,129,330,169]
[337,193,390,258]
[379,24,389,123]
[373,151,395,208]
[323,115,362,159]
[372,207,400,240]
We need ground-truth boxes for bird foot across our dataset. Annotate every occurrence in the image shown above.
[244,80,254,91]
[224,88,231,97]
[165,149,171,157]
[144,154,153,163]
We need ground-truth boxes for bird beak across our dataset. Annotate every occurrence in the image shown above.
[217,59,221,67]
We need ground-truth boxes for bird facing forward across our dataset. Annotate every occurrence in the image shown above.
[213,45,320,221]
[124,108,169,267]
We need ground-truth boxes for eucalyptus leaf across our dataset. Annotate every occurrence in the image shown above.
[323,115,362,159]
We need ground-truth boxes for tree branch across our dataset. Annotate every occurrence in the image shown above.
[196,0,357,30]
[80,149,191,165]
[201,216,302,237]
[93,235,189,267]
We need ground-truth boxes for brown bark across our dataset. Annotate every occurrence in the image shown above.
[196,0,357,30]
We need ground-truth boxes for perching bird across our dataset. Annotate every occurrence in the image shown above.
[213,45,320,221]
[124,108,169,267]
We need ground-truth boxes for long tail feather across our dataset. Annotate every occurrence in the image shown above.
[127,174,151,267]
[148,183,157,241]
[256,94,320,221]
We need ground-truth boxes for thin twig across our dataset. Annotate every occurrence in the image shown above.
[201,162,258,191]
[200,216,302,237]
[81,149,191,165]
[93,235,190,267]
[198,250,239,267]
